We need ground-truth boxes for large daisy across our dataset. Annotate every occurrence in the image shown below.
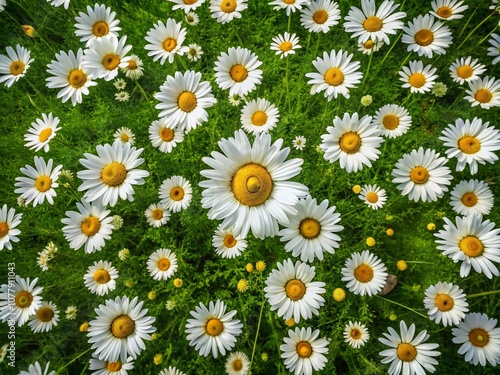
[144,18,188,65]
[154,70,217,133]
[240,98,280,135]
[449,56,486,85]
[212,225,247,258]
[185,299,243,358]
[0,204,22,251]
[320,112,384,173]
[487,33,500,65]
[89,353,135,375]
[209,0,248,24]
[430,0,468,20]
[0,276,43,327]
[87,296,156,363]
[306,49,362,100]
[47,0,70,9]
[0,44,33,88]
[402,14,453,58]
[391,147,452,202]
[278,195,343,263]
[82,35,132,81]
[28,301,59,333]
[464,76,500,109]
[147,248,178,281]
[300,0,341,33]
[449,179,494,216]
[169,0,206,13]
[18,362,54,375]
[74,4,121,46]
[149,118,184,153]
[24,113,61,153]
[199,130,309,239]
[423,282,468,327]
[371,104,412,139]
[158,176,193,213]
[434,214,500,279]
[341,250,388,296]
[399,60,437,94]
[269,0,310,16]
[84,260,119,296]
[77,141,149,207]
[264,258,326,323]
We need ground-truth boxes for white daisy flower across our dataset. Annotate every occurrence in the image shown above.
[240,98,280,135]
[148,118,184,153]
[46,49,97,106]
[344,321,370,349]
[228,93,246,106]
[320,112,384,173]
[264,258,326,322]
[87,296,156,363]
[306,49,363,100]
[159,176,193,213]
[487,33,500,65]
[270,32,302,58]
[169,0,206,13]
[464,76,500,109]
[154,70,217,133]
[65,305,77,320]
[402,14,453,58]
[77,141,149,207]
[358,38,385,55]
[292,135,306,150]
[0,276,43,327]
[47,0,70,9]
[449,56,486,85]
[210,0,248,23]
[114,127,135,145]
[159,367,185,375]
[89,353,134,375]
[144,202,170,227]
[452,312,500,367]
[147,248,178,281]
[269,0,310,16]
[24,113,61,153]
[144,18,188,65]
[121,54,144,80]
[450,179,494,216]
[212,225,247,258]
[430,0,468,20]
[280,327,329,375]
[28,301,59,333]
[113,78,126,90]
[84,260,119,296]
[185,11,200,26]
[225,351,250,375]
[372,104,412,138]
[0,0,4,11]
[300,0,341,33]
[37,250,50,271]
[18,362,54,375]
[186,43,203,61]
[61,199,114,254]
[185,299,243,358]
[434,214,500,279]
[391,147,452,202]
[115,90,130,101]
[359,184,387,210]
[14,156,62,207]
[0,204,22,251]
[0,44,33,88]
[74,4,121,47]
[423,282,468,327]
[199,130,309,239]
[344,0,406,45]
[399,60,438,93]
[490,0,499,10]
[83,35,132,81]
[379,321,440,375]
[278,195,343,263]
[341,250,388,296]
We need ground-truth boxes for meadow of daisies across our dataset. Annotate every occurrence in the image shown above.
[1,0,500,374]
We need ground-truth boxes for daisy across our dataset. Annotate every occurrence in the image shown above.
[269,0,310,16]
[14,156,62,207]
[169,0,205,13]
[65,305,77,320]
[240,98,280,135]
[89,353,135,375]
[225,351,250,375]
[185,299,243,358]
[148,118,184,153]
[113,78,126,90]
[358,38,384,55]
[0,276,43,327]
[278,195,343,263]
[402,14,452,58]
[449,56,486,85]
[144,18,188,65]
[344,321,370,349]
[391,147,452,202]
[145,202,170,227]
[264,258,326,322]
[430,0,468,20]
[490,0,499,10]
[452,312,500,366]
[199,130,309,239]
[306,49,363,100]
[115,91,130,102]
[450,179,494,216]
[212,225,247,258]
[399,60,438,94]
[61,199,114,254]
[228,93,246,106]
[24,113,61,153]
[379,321,440,375]
[344,0,406,45]
[28,301,59,333]
[0,44,33,88]
[372,104,412,138]
[185,12,200,26]
[87,296,156,363]
[280,327,329,375]
[84,260,119,296]
[18,362,54,375]
[341,250,388,296]
[270,32,301,59]
[434,214,500,278]
[440,117,500,175]
[121,54,143,80]
[154,70,217,132]
[74,4,121,47]
[292,135,306,150]
[210,0,248,23]
[300,0,341,33]
[423,282,468,327]
[464,76,500,109]
[0,0,4,12]
[487,33,500,64]
[114,127,135,145]
[160,367,186,375]
[77,141,149,207]
[359,184,387,210]
[83,35,132,81]
[147,248,178,280]
[46,49,97,106]
[186,43,203,61]
[320,112,384,173]
[159,176,193,213]
[0,204,22,251]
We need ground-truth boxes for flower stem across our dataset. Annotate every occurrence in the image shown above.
[135,81,155,117]
[458,3,479,38]
[375,295,428,319]
[379,32,402,68]
[54,348,92,374]
[467,290,500,298]
[396,51,413,75]
[288,12,292,33]
[361,49,374,86]
[249,295,266,373]
[457,10,497,50]
[478,28,497,45]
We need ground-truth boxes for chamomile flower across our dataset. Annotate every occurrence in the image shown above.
[341,250,388,296]
[399,60,438,94]
[449,56,486,85]
[449,179,494,216]
[186,43,203,61]
[113,78,126,90]
[84,260,119,296]
[114,127,135,145]
[144,19,188,65]
[159,176,193,213]
[0,204,22,251]
[372,104,412,138]
[65,305,77,320]
[292,135,306,150]
[185,12,200,26]
[358,39,384,54]
[359,184,387,210]
[423,282,468,327]
[74,4,121,47]
[83,35,132,81]
[228,93,246,106]
[487,33,500,65]
[270,32,302,58]
[430,0,468,20]
[47,0,70,9]
[300,0,341,33]
[147,248,178,281]
[121,54,143,80]
[145,202,170,227]
[114,91,130,102]
[159,366,185,375]
[169,0,205,13]
[240,98,280,135]
[28,301,59,333]
[89,353,135,375]
[402,14,453,58]
[225,351,250,375]
[18,362,55,375]
[0,276,43,327]
[149,118,184,153]
[212,225,248,258]
[210,0,248,23]
[344,321,370,349]
[0,44,33,88]
[464,76,500,109]
[269,0,310,16]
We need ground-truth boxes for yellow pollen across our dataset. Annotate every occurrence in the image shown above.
[157,257,171,271]
[461,192,478,207]
[93,269,111,284]
[205,318,223,336]
[162,38,177,52]
[409,73,426,88]
[459,236,483,257]
[324,67,344,86]
[363,16,383,32]
[10,60,25,76]
[106,361,122,371]
[339,132,361,154]
[350,329,362,339]
[296,341,312,358]
[284,0,295,3]
[397,343,417,362]
[457,65,473,79]
[101,162,127,186]
[159,128,174,142]
[436,6,452,18]
[127,60,138,70]
[120,134,129,142]
[382,114,400,130]
[81,216,101,237]
[0,222,8,238]
[313,9,328,24]
[111,315,135,338]
[68,69,87,88]
[35,175,52,192]
[435,293,454,312]
[223,234,237,248]
[299,218,321,239]
[178,91,197,112]
[279,41,293,52]
[92,21,109,37]
[230,64,248,82]
[354,264,374,283]
[415,29,434,46]
[101,54,120,71]
[170,187,185,201]
[15,291,33,308]
[39,128,53,143]
[410,166,429,184]
[251,110,268,126]
[469,328,489,347]
[474,89,492,104]
[36,307,54,322]
[231,163,273,206]
[220,0,237,13]
[366,192,379,203]
[183,0,198,4]
[232,359,243,371]
[363,40,374,49]
[285,279,306,301]
[458,136,480,154]
[151,209,164,220]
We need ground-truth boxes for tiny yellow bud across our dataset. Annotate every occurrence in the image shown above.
[148,291,156,300]
[352,185,362,194]
[256,260,266,272]
[151,333,159,341]
[386,228,394,236]
[366,237,376,247]
[237,279,248,292]
[173,278,183,288]
[285,318,295,327]
[125,279,136,287]
[245,263,254,273]
[333,288,346,302]
[261,353,268,362]
[153,353,163,365]
[397,260,408,271]
[427,223,436,230]
[79,322,89,332]
[21,25,37,37]
[389,313,397,321]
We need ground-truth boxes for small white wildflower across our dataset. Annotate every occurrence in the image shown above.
[292,135,306,150]
[111,215,123,230]
[113,78,126,90]
[115,91,130,102]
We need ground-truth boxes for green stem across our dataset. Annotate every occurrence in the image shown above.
[478,28,497,45]
[457,11,497,50]
[467,290,500,298]
[287,12,292,33]
[396,51,413,75]
[375,295,428,319]
[313,33,321,57]
[458,3,479,38]
[285,56,290,112]
[249,295,266,373]
[379,32,402,67]
[54,348,92,374]
[361,49,374,86]
[135,81,155,117]
[305,33,311,54]
[404,261,435,264]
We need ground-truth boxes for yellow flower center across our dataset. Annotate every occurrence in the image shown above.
[461,192,478,207]
[220,0,237,13]
[231,163,273,206]
[36,306,54,322]
[10,60,25,76]
[350,328,362,339]
[457,65,473,79]
[183,0,198,4]
[160,128,174,142]
[296,341,312,358]
[251,110,268,126]
[128,60,138,70]
[458,136,480,154]
[230,64,248,82]
[39,128,53,142]
[285,279,306,301]
[474,89,492,104]
[397,343,417,362]
[81,216,101,236]
[410,166,429,184]
[0,222,8,238]
[279,41,293,52]
[151,209,164,220]
[324,67,344,86]
[459,236,483,257]
[363,16,383,32]
[111,315,135,338]
[92,21,109,37]
[101,162,127,186]
[102,54,120,70]
[366,192,379,203]
[170,187,185,201]
[435,293,454,312]
[382,114,400,130]
[223,234,237,248]
[408,73,426,88]
[35,175,52,192]
[313,10,328,24]
[178,91,197,112]
[299,218,321,239]
[354,264,374,283]
[15,291,33,308]
[93,269,111,284]
[120,134,129,142]
[232,359,243,371]
[469,328,489,347]
[436,6,452,18]
[157,257,171,271]
[68,69,87,88]
[339,132,361,154]
[205,318,223,336]
[162,38,177,52]
[363,40,374,49]
[415,29,434,46]
[106,361,122,371]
